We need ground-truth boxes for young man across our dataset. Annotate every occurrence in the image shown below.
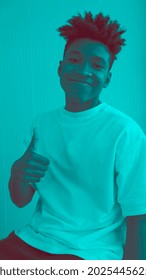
[1,11,146,260]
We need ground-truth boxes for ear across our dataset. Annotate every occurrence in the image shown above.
[103,72,112,88]
[58,61,63,76]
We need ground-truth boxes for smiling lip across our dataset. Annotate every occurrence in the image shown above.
[69,79,91,86]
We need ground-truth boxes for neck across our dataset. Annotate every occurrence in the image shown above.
[65,98,101,112]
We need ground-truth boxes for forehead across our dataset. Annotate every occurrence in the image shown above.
[64,38,111,64]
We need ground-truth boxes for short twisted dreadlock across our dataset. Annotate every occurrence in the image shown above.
[57,11,126,66]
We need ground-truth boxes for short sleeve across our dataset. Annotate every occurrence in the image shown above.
[115,122,146,217]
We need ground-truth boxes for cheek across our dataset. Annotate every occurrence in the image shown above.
[59,72,70,92]
[59,65,77,87]
[62,63,76,73]
[92,72,107,87]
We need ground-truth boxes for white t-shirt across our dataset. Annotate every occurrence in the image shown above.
[15,102,146,260]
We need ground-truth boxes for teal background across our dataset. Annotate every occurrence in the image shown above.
[0,0,145,257]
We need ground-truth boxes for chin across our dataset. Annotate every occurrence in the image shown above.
[66,93,90,103]
[66,90,99,102]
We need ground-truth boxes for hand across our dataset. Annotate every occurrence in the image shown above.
[11,128,50,185]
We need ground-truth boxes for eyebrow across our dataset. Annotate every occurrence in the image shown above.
[68,51,108,67]
[69,51,81,56]
[92,56,108,67]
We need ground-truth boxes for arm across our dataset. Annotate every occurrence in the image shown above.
[124,214,146,260]
[9,128,50,208]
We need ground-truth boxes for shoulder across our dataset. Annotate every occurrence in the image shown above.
[101,104,146,160]
[103,103,143,132]
[103,104,145,144]
[32,106,63,125]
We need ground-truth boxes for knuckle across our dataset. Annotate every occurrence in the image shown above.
[26,176,40,183]
[46,160,50,165]
[28,160,34,166]
[35,177,41,182]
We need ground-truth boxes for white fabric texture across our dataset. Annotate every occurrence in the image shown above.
[15,103,146,260]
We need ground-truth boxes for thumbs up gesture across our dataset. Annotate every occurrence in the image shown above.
[11,128,50,186]
[28,127,39,152]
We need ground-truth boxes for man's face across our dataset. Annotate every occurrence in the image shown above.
[58,38,112,107]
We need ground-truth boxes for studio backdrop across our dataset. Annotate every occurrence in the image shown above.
[0,0,145,241]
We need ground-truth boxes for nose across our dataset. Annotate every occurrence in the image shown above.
[75,62,92,77]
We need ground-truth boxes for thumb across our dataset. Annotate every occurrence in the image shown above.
[28,127,39,152]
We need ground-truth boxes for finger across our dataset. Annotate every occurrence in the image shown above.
[23,169,46,178]
[28,127,39,152]
[13,172,41,184]
[26,162,48,172]
[30,151,50,166]
[22,176,41,183]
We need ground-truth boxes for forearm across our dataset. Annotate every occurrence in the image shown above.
[124,215,146,260]
[137,218,146,259]
[124,217,139,259]
[8,174,36,208]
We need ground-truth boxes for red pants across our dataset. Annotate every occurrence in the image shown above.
[0,232,84,260]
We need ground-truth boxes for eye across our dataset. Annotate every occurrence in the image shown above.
[68,57,80,63]
[93,63,103,69]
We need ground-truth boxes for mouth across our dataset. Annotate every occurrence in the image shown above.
[69,79,92,86]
